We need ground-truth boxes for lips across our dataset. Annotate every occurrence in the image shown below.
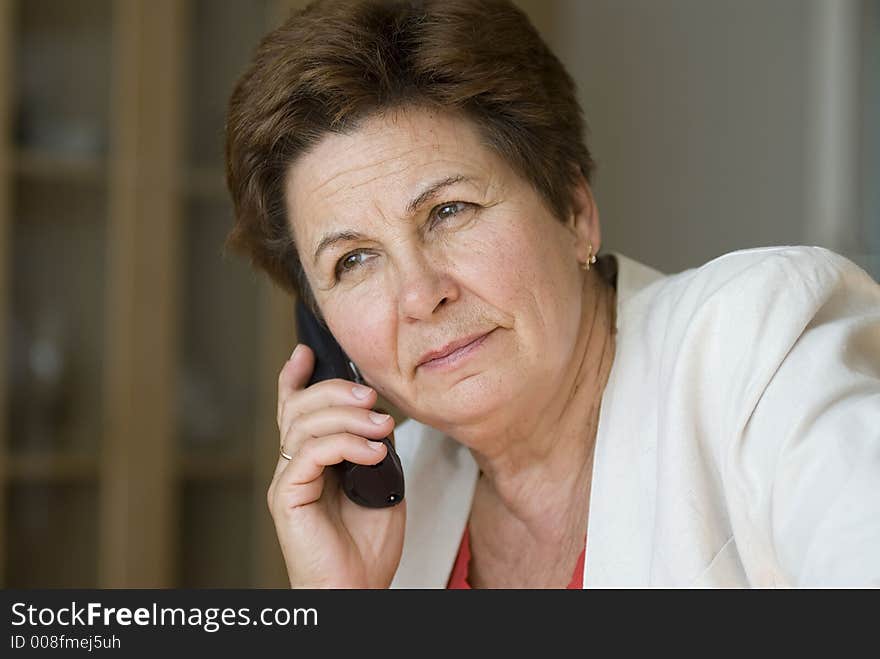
[417,330,494,368]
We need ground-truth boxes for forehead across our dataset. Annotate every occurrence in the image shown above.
[284,109,500,236]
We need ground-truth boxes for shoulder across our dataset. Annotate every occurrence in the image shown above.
[611,245,879,444]
[641,245,880,455]
[663,245,873,309]
[625,246,877,343]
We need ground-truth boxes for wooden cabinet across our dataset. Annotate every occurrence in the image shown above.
[0,0,304,588]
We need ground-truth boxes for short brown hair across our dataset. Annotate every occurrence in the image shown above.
[225,0,594,311]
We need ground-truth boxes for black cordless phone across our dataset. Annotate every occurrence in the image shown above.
[294,299,405,508]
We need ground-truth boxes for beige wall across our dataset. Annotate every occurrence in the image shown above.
[549,0,874,277]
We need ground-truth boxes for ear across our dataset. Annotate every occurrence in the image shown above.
[566,171,601,264]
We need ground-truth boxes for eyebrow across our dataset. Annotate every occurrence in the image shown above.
[405,175,469,215]
[312,174,471,265]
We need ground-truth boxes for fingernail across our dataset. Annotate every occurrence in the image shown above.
[352,384,372,399]
[289,344,301,361]
[369,411,391,425]
[366,439,385,451]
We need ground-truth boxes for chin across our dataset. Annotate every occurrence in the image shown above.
[412,371,519,430]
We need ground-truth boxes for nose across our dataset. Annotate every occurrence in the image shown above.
[396,251,460,321]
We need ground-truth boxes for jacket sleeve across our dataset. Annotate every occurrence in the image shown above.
[726,248,880,586]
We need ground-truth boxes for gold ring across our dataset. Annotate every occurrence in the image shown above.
[280,445,293,461]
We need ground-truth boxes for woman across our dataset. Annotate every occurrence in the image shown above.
[225,0,880,587]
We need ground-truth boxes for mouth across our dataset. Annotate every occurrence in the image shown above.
[417,329,496,372]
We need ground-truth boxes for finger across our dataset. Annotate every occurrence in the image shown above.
[279,432,388,487]
[268,473,326,511]
[272,423,395,485]
[277,344,315,429]
[277,377,378,436]
[281,406,395,458]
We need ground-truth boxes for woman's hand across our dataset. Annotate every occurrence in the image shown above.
[268,344,406,588]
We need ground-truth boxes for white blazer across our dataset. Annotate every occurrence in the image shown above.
[389,246,880,588]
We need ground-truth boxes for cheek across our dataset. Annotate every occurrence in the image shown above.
[452,213,569,310]
[325,295,397,381]
[456,214,582,377]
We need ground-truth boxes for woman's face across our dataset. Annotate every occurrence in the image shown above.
[285,108,594,432]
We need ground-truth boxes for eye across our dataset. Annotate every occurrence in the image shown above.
[429,201,474,227]
[334,250,373,279]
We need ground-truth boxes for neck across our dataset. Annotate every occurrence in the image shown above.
[465,268,617,541]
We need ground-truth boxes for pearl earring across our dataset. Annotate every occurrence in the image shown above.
[581,242,597,271]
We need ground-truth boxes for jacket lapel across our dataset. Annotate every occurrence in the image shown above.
[390,426,478,588]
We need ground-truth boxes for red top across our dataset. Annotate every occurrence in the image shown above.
[446,526,586,589]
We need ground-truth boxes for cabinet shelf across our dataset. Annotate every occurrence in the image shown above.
[4,452,98,482]
[12,148,105,184]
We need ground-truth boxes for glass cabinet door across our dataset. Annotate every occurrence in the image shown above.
[176,0,273,587]
[3,0,112,587]
[1,0,296,588]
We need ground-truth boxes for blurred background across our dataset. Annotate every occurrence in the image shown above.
[0,0,876,588]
